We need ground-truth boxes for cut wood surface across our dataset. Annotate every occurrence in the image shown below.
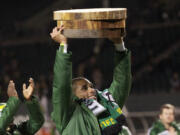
[62,29,125,38]
[54,8,127,20]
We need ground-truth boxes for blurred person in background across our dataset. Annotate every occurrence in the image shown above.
[0,78,44,135]
[170,72,180,93]
[148,104,180,135]
[38,76,50,122]
[91,68,103,90]
[50,26,132,135]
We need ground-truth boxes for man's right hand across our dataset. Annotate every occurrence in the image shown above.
[50,26,67,44]
[7,80,18,98]
[22,78,34,101]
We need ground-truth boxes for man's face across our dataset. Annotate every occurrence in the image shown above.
[74,80,97,100]
[159,108,175,124]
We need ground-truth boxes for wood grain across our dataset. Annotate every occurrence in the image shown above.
[54,8,127,38]
[57,20,126,30]
[54,8,127,21]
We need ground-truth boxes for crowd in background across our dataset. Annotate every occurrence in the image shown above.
[0,0,180,134]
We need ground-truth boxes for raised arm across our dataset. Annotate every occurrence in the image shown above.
[50,26,75,133]
[0,81,20,134]
[17,78,44,135]
[108,38,132,108]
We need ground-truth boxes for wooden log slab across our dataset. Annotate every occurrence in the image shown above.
[53,8,127,38]
[54,8,127,21]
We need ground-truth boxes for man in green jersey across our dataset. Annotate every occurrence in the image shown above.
[50,26,132,135]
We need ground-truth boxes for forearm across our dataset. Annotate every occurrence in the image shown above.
[51,49,75,132]
[24,96,44,134]
[53,49,72,98]
[109,50,132,108]
[114,41,126,52]
[0,97,20,133]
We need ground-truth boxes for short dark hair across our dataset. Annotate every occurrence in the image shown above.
[72,77,92,92]
[159,104,175,115]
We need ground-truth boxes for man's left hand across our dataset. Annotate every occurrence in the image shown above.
[23,78,35,100]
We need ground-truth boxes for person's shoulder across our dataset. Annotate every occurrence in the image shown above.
[148,120,165,135]
[148,126,157,135]
[152,120,163,127]
[178,123,180,128]
[122,125,130,130]
[171,121,180,131]
[121,126,132,135]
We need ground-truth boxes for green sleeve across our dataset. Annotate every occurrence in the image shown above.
[109,50,132,108]
[0,97,20,134]
[148,121,167,135]
[51,50,75,133]
[17,96,44,135]
[177,123,180,128]
[148,128,157,135]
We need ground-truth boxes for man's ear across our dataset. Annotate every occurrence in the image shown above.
[159,114,162,120]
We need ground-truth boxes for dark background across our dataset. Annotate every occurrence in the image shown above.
[0,0,180,134]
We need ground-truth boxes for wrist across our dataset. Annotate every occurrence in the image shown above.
[111,38,123,44]
[59,42,68,53]
[15,95,19,99]
[25,96,35,104]
[60,42,66,46]
[9,96,19,101]
[115,41,126,52]
[9,95,18,99]
[60,40,67,45]
[25,96,32,101]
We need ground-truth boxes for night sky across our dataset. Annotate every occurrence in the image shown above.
[0,0,53,22]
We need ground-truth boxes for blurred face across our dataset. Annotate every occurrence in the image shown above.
[159,108,175,124]
[74,80,97,100]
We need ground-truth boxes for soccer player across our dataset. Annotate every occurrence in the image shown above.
[50,26,132,135]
